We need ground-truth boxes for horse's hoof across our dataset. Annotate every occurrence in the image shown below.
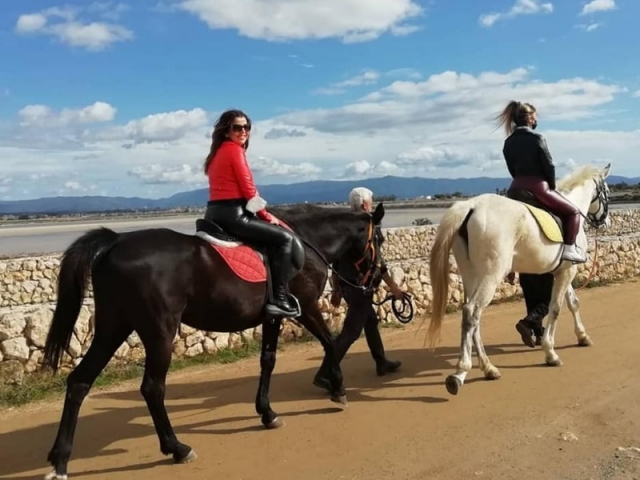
[44,470,67,480]
[265,417,285,429]
[545,357,563,367]
[445,375,462,395]
[174,449,197,464]
[330,394,348,407]
[578,336,593,347]
[485,367,501,380]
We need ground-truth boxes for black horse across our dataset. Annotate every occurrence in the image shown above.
[40,202,386,480]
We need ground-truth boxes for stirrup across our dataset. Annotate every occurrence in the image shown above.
[561,244,587,264]
[265,294,301,318]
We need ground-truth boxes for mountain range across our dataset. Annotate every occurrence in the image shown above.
[1,174,637,215]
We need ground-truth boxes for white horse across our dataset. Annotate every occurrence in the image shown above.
[426,163,611,396]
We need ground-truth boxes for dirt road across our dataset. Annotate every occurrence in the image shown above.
[1,281,639,480]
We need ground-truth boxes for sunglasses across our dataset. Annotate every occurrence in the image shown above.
[231,124,251,132]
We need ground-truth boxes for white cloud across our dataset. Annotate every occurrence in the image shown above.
[251,157,322,178]
[1,65,638,200]
[15,3,133,51]
[18,101,116,128]
[314,70,381,95]
[580,0,616,15]
[174,0,423,42]
[342,160,402,178]
[633,90,640,98]
[576,22,601,32]
[96,108,209,146]
[128,164,203,185]
[479,0,554,27]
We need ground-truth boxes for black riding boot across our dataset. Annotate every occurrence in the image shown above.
[265,247,301,318]
[515,306,547,348]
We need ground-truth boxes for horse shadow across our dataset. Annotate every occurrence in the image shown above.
[0,341,544,479]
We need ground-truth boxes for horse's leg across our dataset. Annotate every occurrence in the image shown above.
[446,274,501,396]
[541,270,572,366]
[45,319,132,480]
[564,282,593,347]
[296,305,347,405]
[472,321,501,381]
[255,316,284,429]
[138,318,195,463]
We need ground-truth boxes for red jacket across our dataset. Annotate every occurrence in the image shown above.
[207,140,273,222]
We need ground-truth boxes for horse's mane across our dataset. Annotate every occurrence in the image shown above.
[556,165,602,193]
[271,204,353,220]
[269,203,370,233]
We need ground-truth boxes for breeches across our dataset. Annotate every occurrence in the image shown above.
[204,199,294,252]
[508,176,580,244]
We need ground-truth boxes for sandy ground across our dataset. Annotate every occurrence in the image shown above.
[1,281,639,480]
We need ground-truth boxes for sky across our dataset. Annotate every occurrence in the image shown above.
[0,0,638,201]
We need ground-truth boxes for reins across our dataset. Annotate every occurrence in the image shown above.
[291,216,416,323]
[575,238,599,290]
[290,216,378,292]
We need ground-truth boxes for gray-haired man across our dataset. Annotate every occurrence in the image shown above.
[313,187,403,391]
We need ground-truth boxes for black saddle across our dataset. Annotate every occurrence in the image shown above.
[196,218,252,246]
[506,188,563,230]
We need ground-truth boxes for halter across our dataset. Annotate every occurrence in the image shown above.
[580,178,609,229]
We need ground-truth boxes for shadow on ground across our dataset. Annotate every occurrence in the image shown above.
[0,341,552,479]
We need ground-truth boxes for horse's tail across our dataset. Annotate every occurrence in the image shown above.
[42,227,120,372]
[426,201,475,350]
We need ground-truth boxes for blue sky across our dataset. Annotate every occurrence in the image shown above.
[0,0,638,201]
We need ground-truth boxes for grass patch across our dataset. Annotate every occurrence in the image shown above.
[0,327,338,410]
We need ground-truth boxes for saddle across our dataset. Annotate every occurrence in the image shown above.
[195,218,253,247]
[507,189,564,244]
[194,218,302,317]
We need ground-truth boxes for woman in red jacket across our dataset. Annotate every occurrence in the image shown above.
[203,109,300,318]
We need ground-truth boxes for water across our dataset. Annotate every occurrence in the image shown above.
[0,204,636,257]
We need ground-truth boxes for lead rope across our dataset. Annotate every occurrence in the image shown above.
[575,231,600,290]
[372,291,415,324]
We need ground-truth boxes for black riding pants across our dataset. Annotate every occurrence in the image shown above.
[204,199,294,253]
[519,272,553,336]
[318,283,387,376]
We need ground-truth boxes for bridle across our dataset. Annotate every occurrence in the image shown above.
[581,178,609,229]
[293,214,383,292]
[573,176,610,289]
[292,214,416,323]
[352,217,383,294]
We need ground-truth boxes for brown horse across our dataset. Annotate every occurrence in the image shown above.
[41,202,386,480]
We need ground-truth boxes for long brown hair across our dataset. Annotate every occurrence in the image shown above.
[494,101,536,136]
[203,109,252,174]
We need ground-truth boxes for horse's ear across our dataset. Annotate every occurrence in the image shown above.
[602,162,611,178]
[372,202,385,224]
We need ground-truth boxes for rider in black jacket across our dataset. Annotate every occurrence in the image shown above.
[497,101,587,264]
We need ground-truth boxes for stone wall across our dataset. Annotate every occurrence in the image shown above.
[2,208,640,385]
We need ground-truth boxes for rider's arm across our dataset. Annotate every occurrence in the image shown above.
[537,136,557,190]
[227,145,274,222]
[502,144,516,178]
